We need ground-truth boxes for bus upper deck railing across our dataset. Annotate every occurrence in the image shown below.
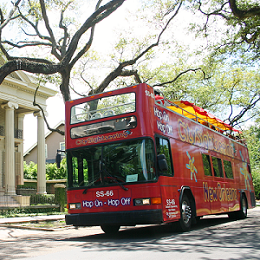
[155,96,246,145]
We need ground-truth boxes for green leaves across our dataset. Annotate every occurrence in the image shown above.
[24,161,38,179]
[24,158,66,180]
[243,125,260,199]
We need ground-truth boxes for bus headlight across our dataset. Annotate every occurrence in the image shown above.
[134,198,150,206]
[134,197,162,206]
[69,203,81,210]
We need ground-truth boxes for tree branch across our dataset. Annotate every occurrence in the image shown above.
[63,0,125,65]
[0,0,22,30]
[152,68,206,87]
[229,95,260,126]
[120,69,142,83]
[0,59,61,84]
[196,0,231,20]
[39,0,60,59]
[2,40,52,48]
[93,1,183,94]
[70,2,104,67]
[17,6,52,44]
[33,83,65,136]
[229,0,260,19]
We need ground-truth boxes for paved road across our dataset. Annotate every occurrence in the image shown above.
[0,207,260,260]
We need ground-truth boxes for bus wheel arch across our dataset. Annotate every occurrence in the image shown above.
[178,187,196,231]
[237,192,248,219]
[240,193,248,218]
[228,192,248,220]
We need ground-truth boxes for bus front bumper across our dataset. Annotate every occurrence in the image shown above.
[65,209,163,227]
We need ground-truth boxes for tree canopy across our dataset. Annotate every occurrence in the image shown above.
[0,0,260,130]
[0,0,185,102]
[0,0,127,101]
[193,0,260,62]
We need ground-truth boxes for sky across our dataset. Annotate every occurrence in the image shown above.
[17,0,204,152]
[22,0,142,152]
[16,0,259,153]
[23,93,65,152]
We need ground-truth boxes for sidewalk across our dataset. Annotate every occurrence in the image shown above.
[0,214,65,225]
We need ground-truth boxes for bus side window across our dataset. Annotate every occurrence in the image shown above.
[202,154,212,176]
[223,160,233,179]
[212,156,224,178]
[155,137,173,176]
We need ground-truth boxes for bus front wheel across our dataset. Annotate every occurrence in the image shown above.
[101,225,120,234]
[178,194,192,232]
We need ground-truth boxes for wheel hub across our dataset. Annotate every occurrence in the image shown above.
[182,202,192,224]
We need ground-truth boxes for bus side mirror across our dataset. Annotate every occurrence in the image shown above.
[56,151,62,168]
[157,154,168,173]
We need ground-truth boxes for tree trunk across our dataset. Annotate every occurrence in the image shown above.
[60,69,71,102]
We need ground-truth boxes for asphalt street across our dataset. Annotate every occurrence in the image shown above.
[0,207,259,260]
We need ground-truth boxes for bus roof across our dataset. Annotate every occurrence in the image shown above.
[155,97,241,133]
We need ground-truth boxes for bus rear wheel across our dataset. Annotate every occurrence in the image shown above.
[178,194,192,232]
[101,225,120,234]
[228,194,247,220]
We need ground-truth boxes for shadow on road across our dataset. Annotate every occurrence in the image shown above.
[0,209,259,260]
[61,213,260,260]
[64,215,233,241]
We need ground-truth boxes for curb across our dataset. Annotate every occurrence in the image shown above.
[0,215,65,225]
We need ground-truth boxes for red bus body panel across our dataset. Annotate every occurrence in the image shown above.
[65,83,255,227]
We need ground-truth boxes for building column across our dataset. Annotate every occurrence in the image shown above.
[1,101,19,195]
[17,113,25,186]
[34,111,47,194]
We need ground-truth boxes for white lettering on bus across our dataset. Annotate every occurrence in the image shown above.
[107,199,120,207]
[94,199,103,207]
[154,107,169,122]
[82,200,94,208]
[121,197,131,206]
[82,197,131,208]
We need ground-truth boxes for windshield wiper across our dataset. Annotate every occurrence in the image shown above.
[100,159,128,191]
[104,170,128,191]
[82,162,128,194]
[82,179,97,194]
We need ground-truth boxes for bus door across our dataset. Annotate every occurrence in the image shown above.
[156,136,180,222]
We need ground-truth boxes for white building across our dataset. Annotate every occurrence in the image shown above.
[0,57,57,198]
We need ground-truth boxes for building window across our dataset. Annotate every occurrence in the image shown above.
[60,142,65,157]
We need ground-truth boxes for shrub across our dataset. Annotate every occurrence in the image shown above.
[46,158,66,180]
[252,169,260,200]
[30,194,55,205]
[24,158,66,180]
[24,161,37,179]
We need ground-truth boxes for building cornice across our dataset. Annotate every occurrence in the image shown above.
[3,76,57,99]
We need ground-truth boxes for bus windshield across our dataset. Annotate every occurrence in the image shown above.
[67,138,156,188]
[70,92,135,124]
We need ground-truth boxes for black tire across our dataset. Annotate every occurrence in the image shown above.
[228,194,247,220]
[178,194,192,232]
[101,225,120,234]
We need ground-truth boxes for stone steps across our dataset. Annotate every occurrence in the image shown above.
[0,195,20,207]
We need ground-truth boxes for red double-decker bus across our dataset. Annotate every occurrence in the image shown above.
[65,83,255,234]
